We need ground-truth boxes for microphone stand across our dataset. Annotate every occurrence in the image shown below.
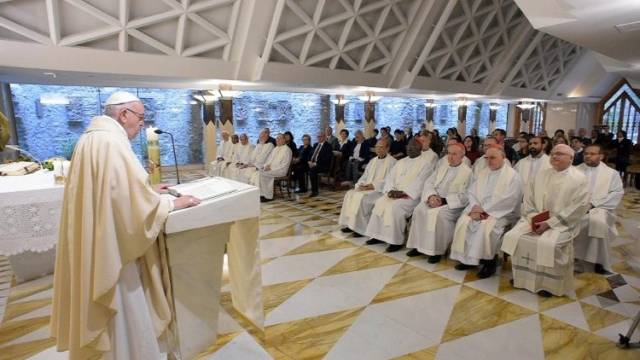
[154,129,181,184]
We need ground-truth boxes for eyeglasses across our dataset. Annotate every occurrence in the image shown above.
[550,152,570,157]
[125,108,145,121]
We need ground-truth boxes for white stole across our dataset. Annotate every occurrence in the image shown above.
[451,165,513,257]
[426,164,471,232]
[345,156,389,216]
[373,157,422,226]
[586,164,614,238]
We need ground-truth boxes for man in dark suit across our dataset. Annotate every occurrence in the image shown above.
[294,134,314,193]
[308,131,334,197]
[571,136,585,165]
[344,130,370,183]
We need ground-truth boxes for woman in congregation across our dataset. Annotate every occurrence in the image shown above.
[293,134,313,193]
[284,131,298,158]
[463,135,482,164]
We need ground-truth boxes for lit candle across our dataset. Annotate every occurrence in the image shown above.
[146,126,159,142]
[146,126,161,184]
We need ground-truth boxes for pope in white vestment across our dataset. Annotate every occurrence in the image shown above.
[365,139,437,252]
[406,143,473,262]
[50,92,200,360]
[250,134,293,201]
[224,134,254,179]
[514,136,551,197]
[209,131,234,177]
[574,145,624,273]
[339,138,397,236]
[502,144,589,297]
[236,130,274,184]
[450,146,522,278]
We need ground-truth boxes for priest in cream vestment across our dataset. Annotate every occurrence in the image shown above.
[514,136,551,196]
[51,92,200,360]
[224,133,254,179]
[339,138,396,236]
[502,144,589,297]
[406,143,473,263]
[574,144,624,274]
[236,129,274,184]
[209,130,234,177]
[451,146,522,279]
[364,139,437,252]
[250,134,292,202]
[472,136,510,177]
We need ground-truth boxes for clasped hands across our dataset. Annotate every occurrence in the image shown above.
[468,205,489,221]
[387,190,408,199]
[426,195,443,208]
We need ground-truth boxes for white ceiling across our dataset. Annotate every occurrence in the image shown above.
[514,0,640,86]
[0,0,630,100]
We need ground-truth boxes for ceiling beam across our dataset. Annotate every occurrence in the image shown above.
[484,22,535,95]
[45,0,60,45]
[493,31,544,95]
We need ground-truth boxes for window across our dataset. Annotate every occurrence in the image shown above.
[600,82,640,143]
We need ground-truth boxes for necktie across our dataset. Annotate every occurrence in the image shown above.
[312,143,322,162]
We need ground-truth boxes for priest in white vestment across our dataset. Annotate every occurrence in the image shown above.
[450,145,522,278]
[514,136,551,197]
[574,144,624,274]
[224,133,254,179]
[436,138,472,168]
[406,143,473,263]
[364,139,437,252]
[415,129,439,165]
[236,129,274,184]
[51,92,200,360]
[472,136,512,176]
[250,134,292,202]
[502,144,589,297]
[209,131,234,176]
[339,138,397,236]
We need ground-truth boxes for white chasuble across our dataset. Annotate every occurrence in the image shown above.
[514,154,551,196]
[250,145,292,199]
[574,163,624,270]
[51,116,172,360]
[236,142,274,183]
[210,139,234,176]
[339,155,397,234]
[450,164,522,265]
[365,155,437,245]
[406,162,472,255]
[501,167,589,296]
[224,143,254,179]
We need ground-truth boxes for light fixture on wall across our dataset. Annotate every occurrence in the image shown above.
[455,98,470,107]
[330,95,350,105]
[357,93,381,103]
[516,101,536,110]
[425,100,438,108]
[217,84,242,99]
[488,103,501,111]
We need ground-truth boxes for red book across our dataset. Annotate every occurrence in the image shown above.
[531,210,550,230]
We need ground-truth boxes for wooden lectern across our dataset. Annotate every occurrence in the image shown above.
[163,178,264,359]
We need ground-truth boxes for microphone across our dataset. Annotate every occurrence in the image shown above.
[5,145,42,167]
[154,129,181,184]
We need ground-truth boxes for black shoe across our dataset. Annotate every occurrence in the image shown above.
[366,238,384,245]
[309,192,319,197]
[386,244,403,253]
[295,189,307,194]
[341,227,354,233]
[352,232,364,238]
[509,279,514,286]
[427,255,442,264]
[538,290,553,298]
[455,263,476,271]
[477,258,497,279]
[594,263,608,275]
[406,249,422,257]
[260,197,273,203]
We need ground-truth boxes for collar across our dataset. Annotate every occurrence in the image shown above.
[85,115,128,140]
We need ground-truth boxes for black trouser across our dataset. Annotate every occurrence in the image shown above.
[309,167,320,194]
[294,167,308,191]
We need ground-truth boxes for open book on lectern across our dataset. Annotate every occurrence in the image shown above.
[169,177,238,201]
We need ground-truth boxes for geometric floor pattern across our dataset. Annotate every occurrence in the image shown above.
[1,187,640,359]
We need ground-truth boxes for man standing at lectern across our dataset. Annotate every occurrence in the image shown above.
[51,92,200,359]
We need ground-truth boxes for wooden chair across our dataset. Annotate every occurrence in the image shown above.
[273,162,294,199]
[318,153,338,189]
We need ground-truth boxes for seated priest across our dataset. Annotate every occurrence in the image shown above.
[236,129,274,184]
[574,144,624,274]
[209,130,234,176]
[514,136,551,197]
[415,129,438,165]
[437,137,472,168]
[364,139,437,252]
[450,145,522,278]
[51,92,200,359]
[472,136,511,176]
[224,133,254,179]
[339,138,396,237]
[250,133,293,202]
[406,143,473,263]
[502,144,589,297]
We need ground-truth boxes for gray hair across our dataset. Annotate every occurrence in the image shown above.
[103,101,140,119]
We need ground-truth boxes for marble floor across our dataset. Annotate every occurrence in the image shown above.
[1,186,640,359]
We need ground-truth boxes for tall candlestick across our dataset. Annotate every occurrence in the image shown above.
[146,126,161,184]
